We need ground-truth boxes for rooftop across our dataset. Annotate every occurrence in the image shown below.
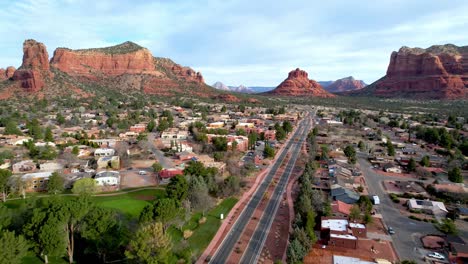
[322,219,349,232]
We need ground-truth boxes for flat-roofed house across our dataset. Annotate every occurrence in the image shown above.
[94,171,120,186]
[407,198,448,217]
[94,148,116,157]
[21,171,53,192]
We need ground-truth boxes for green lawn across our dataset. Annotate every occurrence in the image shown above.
[22,253,67,264]
[170,197,238,257]
[4,188,166,218]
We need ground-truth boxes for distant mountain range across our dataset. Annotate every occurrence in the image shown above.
[211,82,274,93]
[212,76,366,94]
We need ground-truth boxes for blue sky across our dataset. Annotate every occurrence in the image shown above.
[1,0,467,86]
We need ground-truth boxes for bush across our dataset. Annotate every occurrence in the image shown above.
[183,230,193,239]
[409,215,422,221]
[198,217,207,224]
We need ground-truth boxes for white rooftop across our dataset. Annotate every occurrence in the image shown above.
[333,255,376,264]
[349,223,366,229]
[330,233,357,240]
[322,219,349,232]
[21,171,53,180]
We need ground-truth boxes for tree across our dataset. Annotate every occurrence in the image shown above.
[358,141,365,151]
[152,162,163,174]
[56,113,65,125]
[147,119,156,132]
[212,136,228,151]
[44,127,54,142]
[166,175,188,202]
[287,238,306,264]
[420,155,430,167]
[387,139,395,156]
[344,145,356,164]
[188,176,213,215]
[72,178,97,195]
[448,167,463,183]
[305,211,316,240]
[275,127,286,141]
[157,119,169,132]
[435,218,458,234]
[81,207,124,262]
[153,198,182,230]
[282,121,293,134]
[264,144,275,158]
[407,158,416,172]
[349,204,361,221]
[248,131,258,150]
[47,172,64,195]
[125,222,172,264]
[0,230,29,264]
[0,169,12,202]
[4,120,22,135]
[362,212,373,224]
[72,146,79,155]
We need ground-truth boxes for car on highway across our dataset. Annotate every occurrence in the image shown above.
[387,226,395,235]
[138,171,147,175]
[427,252,445,260]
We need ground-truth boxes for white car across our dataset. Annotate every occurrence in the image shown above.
[138,171,147,175]
[427,252,445,260]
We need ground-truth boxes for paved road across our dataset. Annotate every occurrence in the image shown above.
[147,133,174,168]
[359,157,440,263]
[209,113,312,263]
[240,116,313,264]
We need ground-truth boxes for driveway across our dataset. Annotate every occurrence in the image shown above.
[358,157,441,263]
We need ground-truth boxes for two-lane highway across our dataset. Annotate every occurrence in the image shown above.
[209,113,313,263]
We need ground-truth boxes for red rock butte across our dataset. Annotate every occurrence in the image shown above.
[372,44,468,99]
[325,76,366,93]
[0,39,209,97]
[268,68,335,97]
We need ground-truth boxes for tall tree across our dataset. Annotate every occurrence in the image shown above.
[0,169,12,202]
[407,158,417,172]
[125,222,172,263]
[153,198,182,230]
[44,127,54,142]
[0,230,29,264]
[448,167,463,183]
[188,176,213,216]
[72,178,97,195]
[166,175,188,202]
[47,172,64,195]
[420,155,430,167]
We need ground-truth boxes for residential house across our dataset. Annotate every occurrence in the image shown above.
[89,139,117,147]
[456,207,468,220]
[159,168,184,183]
[207,122,225,128]
[331,200,353,218]
[12,160,36,173]
[320,217,366,249]
[383,163,402,174]
[94,148,116,157]
[8,136,33,146]
[97,156,120,170]
[130,124,147,133]
[94,171,120,186]
[39,162,64,172]
[20,172,53,192]
[331,184,360,204]
[161,129,189,140]
[407,199,448,217]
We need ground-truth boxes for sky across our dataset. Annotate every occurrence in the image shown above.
[0,0,467,86]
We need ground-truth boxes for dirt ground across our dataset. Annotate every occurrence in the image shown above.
[120,171,157,188]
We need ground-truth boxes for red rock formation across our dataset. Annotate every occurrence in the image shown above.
[0,69,5,80]
[5,66,16,78]
[12,39,52,92]
[50,42,157,79]
[213,94,241,103]
[170,64,204,83]
[324,76,366,93]
[372,45,468,99]
[268,68,334,97]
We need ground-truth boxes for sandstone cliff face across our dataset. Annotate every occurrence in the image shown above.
[12,39,52,92]
[324,76,366,93]
[0,66,16,80]
[373,44,468,99]
[268,68,334,97]
[50,42,158,79]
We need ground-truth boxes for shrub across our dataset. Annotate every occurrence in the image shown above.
[198,217,207,224]
[183,230,193,239]
[409,215,422,221]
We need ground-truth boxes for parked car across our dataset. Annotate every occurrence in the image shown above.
[427,252,445,260]
[138,171,147,175]
[387,227,395,235]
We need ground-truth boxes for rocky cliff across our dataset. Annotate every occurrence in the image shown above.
[12,40,52,92]
[1,39,209,98]
[357,44,468,99]
[268,68,334,97]
[323,76,366,93]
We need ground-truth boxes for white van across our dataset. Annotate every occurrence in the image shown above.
[138,171,147,175]
[372,195,380,205]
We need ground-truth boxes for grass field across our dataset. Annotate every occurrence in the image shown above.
[5,188,166,218]
[169,197,238,257]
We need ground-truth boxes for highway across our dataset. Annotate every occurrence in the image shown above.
[240,116,312,263]
[209,112,313,264]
